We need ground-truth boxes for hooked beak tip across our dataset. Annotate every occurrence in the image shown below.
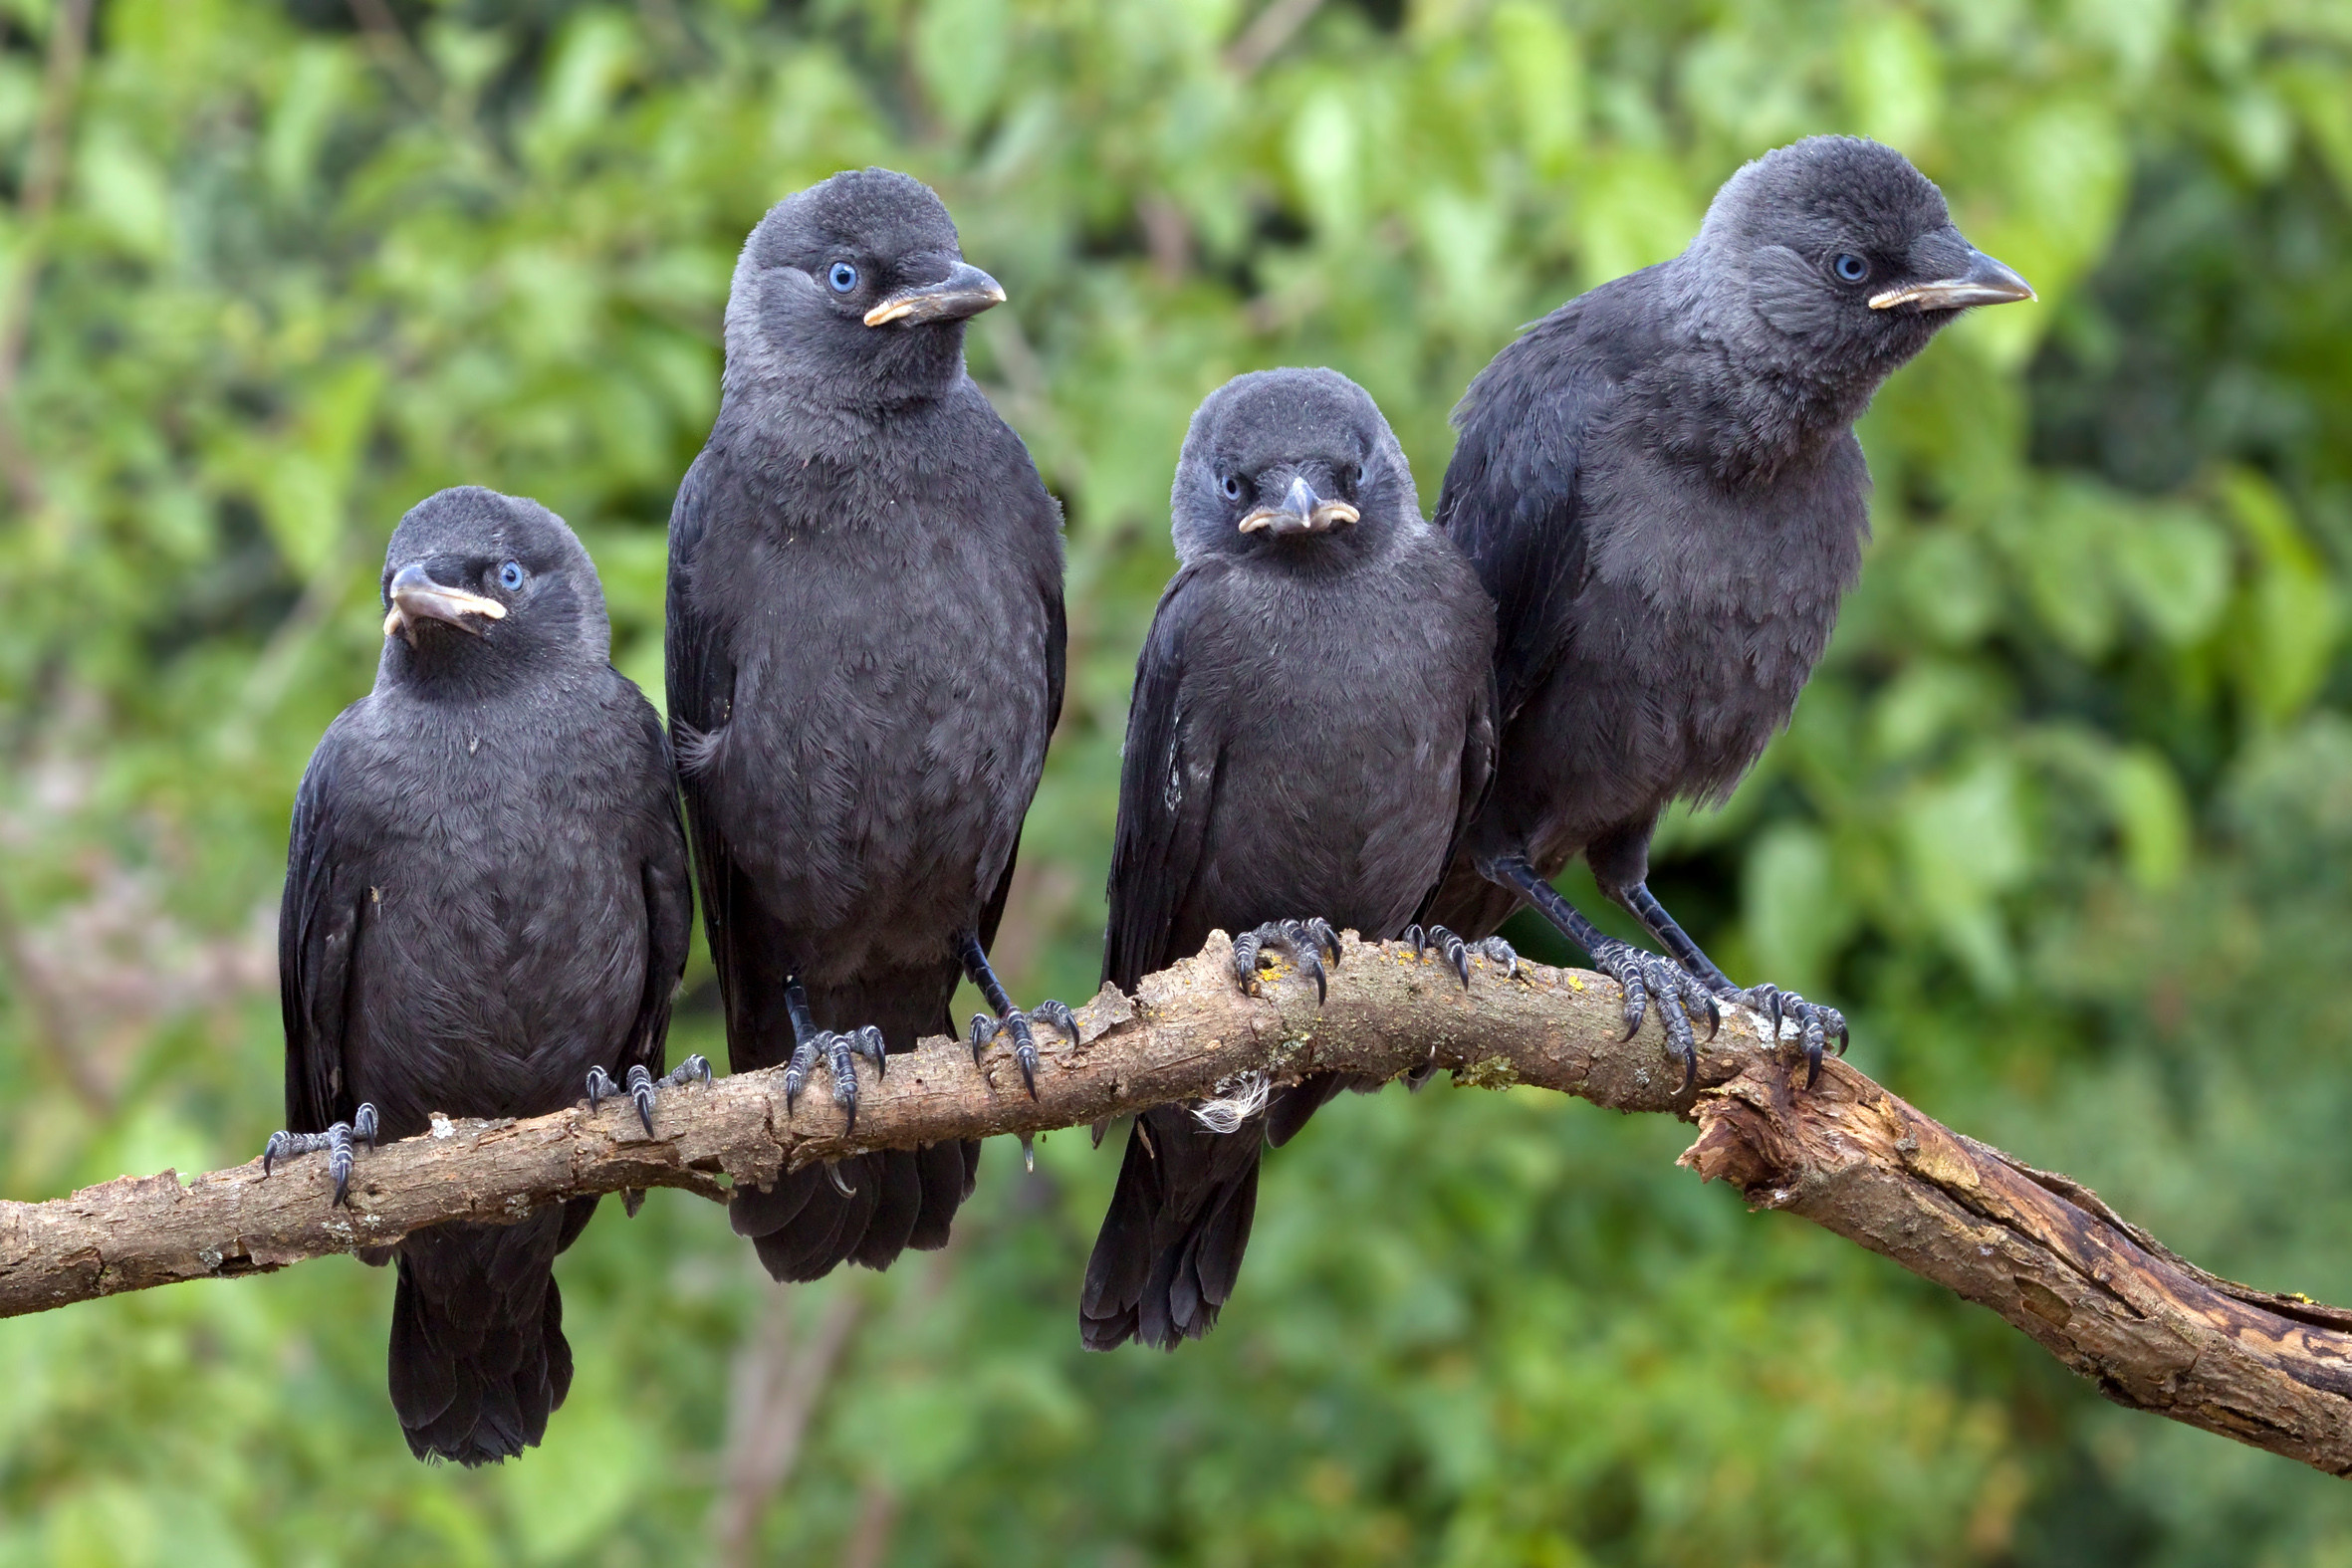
[1869,250,2036,313]
[385,564,508,640]
[862,262,1007,329]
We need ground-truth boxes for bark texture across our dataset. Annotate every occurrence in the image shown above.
[4,932,2349,1475]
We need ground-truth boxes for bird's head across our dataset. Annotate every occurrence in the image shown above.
[376,488,609,691]
[1690,135,2033,387]
[724,167,1003,410]
[1172,367,1421,564]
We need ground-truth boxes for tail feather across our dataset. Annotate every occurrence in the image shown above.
[723,964,982,1282]
[387,1206,586,1465]
[737,1144,979,1282]
[1081,1104,1266,1351]
[1082,1072,1367,1352]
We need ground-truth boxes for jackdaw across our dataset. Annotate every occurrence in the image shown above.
[667,168,1069,1282]
[1420,135,2033,1083]
[266,487,700,1464]
[1080,367,1503,1351]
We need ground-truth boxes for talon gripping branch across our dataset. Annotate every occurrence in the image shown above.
[270,487,694,1463]
[664,168,1072,1282]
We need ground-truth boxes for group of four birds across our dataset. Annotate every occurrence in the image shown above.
[265,135,2032,1463]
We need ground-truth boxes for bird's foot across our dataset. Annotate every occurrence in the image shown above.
[968,998,1076,1100]
[1719,984,1848,1089]
[587,1054,712,1136]
[1585,939,1720,1090]
[1401,924,1519,988]
[1233,917,1342,1003]
[782,1026,886,1133]
[261,1102,379,1208]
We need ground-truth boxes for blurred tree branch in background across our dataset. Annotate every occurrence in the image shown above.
[10,935,2352,1478]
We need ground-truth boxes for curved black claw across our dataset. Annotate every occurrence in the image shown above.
[1729,985,1848,1088]
[588,1054,713,1136]
[1404,922,1469,988]
[261,1101,379,1208]
[784,1028,879,1130]
[1234,917,1341,1004]
[971,1001,1069,1100]
[1403,926,1520,987]
[1035,998,1079,1044]
[1587,940,1717,1091]
[626,1066,658,1136]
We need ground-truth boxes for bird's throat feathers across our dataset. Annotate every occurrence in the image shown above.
[1646,254,1906,484]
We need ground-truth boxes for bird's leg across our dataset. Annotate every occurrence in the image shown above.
[778,975,885,1136]
[260,1101,379,1208]
[1399,922,1520,989]
[1482,855,1718,1090]
[1620,881,1847,1088]
[586,1054,712,1137]
[1232,917,1343,1004]
[957,931,1074,1100]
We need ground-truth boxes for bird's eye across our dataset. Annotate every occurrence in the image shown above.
[827,261,859,294]
[498,560,525,591]
[1220,474,1243,502]
[1833,253,1871,283]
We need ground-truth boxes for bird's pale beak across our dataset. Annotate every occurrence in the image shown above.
[1870,249,2036,313]
[862,262,1008,328]
[1237,475,1361,538]
[382,562,507,643]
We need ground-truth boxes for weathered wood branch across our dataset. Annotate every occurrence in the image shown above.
[4,933,2350,1475]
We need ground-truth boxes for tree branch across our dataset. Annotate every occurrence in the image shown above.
[3,933,2349,1475]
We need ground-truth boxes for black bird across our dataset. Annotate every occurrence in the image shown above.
[1421,135,2034,1083]
[667,168,1069,1282]
[1080,367,1503,1351]
[265,487,699,1464]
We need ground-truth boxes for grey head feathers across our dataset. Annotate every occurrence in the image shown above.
[375,486,610,692]
[1171,365,1421,564]
[722,166,1005,413]
[1656,135,2031,471]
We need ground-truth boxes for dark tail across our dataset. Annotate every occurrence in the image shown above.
[1080,1073,1357,1351]
[386,1199,595,1465]
[732,1139,980,1281]
[721,955,979,1283]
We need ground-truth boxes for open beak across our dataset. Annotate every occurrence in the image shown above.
[382,562,507,643]
[862,261,1007,328]
[1870,249,2036,313]
[1237,475,1361,538]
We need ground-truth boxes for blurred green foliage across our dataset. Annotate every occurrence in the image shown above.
[2,0,2351,1561]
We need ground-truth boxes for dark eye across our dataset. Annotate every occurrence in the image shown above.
[498,560,525,591]
[827,261,858,293]
[1833,253,1871,283]
[1220,474,1243,502]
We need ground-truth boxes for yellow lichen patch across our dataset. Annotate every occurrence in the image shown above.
[1453,1056,1522,1091]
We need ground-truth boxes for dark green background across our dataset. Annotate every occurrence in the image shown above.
[3,0,2351,1561]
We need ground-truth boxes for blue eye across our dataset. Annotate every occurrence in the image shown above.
[498,560,525,591]
[1220,474,1243,501]
[1833,253,1870,283]
[827,261,858,293]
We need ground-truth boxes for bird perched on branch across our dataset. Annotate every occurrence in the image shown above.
[1081,367,1503,1351]
[667,167,1069,1282]
[1421,135,2034,1084]
[266,487,698,1464]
